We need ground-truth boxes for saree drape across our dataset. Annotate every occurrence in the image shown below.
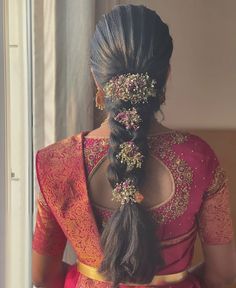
[32,131,234,287]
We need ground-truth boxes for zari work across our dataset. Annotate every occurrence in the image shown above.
[34,135,104,266]
[32,130,234,288]
[33,194,67,256]
[84,131,193,225]
[147,132,193,224]
[204,165,227,198]
[197,168,233,244]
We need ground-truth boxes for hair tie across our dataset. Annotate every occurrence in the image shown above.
[103,72,157,104]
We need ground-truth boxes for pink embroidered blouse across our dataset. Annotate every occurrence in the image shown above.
[33,130,234,287]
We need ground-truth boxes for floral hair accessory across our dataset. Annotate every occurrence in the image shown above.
[112,179,144,205]
[116,141,144,170]
[103,72,157,104]
[114,107,142,131]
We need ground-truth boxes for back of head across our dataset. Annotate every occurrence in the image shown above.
[90,4,173,287]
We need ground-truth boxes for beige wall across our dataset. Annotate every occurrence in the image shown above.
[0,1,7,287]
[116,0,236,129]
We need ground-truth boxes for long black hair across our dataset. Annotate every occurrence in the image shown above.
[90,4,173,287]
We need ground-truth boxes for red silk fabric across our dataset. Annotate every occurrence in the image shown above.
[33,131,233,287]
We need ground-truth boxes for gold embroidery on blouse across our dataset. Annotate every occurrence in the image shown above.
[148,132,193,224]
[87,131,192,225]
[205,166,228,198]
[84,138,109,179]
[198,183,233,244]
[88,157,108,182]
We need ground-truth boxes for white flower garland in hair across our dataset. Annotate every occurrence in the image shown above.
[103,72,158,104]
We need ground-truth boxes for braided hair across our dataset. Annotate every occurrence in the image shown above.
[90,5,173,287]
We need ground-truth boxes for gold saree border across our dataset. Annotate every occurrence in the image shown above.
[77,260,188,286]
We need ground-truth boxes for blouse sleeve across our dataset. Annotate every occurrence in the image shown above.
[197,146,234,245]
[32,190,67,257]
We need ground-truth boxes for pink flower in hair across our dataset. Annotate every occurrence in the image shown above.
[114,107,142,131]
[116,141,144,170]
[112,178,144,205]
[103,72,158,104]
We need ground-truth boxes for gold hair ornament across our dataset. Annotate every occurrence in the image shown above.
[103,72,158,104]
[116,141,144,170]
[112,179,144,205]
[114,107,142,131]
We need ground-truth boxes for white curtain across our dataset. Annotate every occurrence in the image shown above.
[32,0,120,264]
[32,0,123,148]
[33,0,96,150]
